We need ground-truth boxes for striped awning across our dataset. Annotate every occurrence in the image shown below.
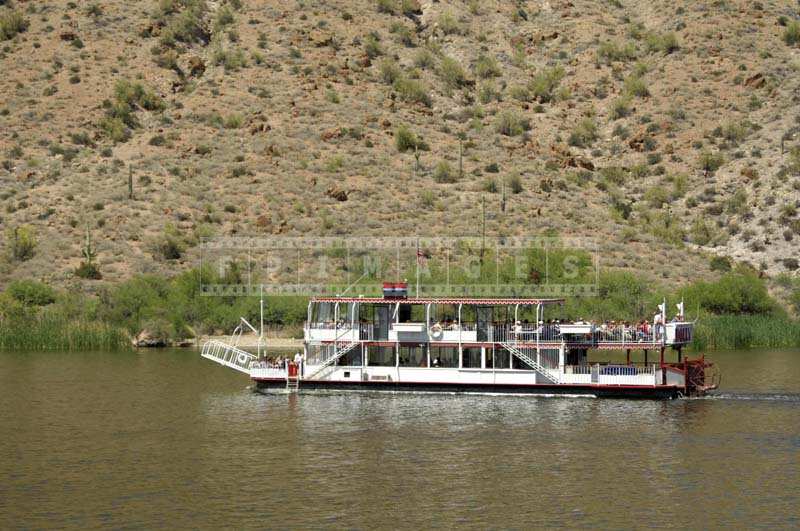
[310,297,564,305]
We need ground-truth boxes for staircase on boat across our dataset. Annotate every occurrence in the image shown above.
[305,341,359,380]
[500,341,560,383]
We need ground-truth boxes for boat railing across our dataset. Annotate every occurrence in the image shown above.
[358,323,374,340]
[594,326,663,344]
[498,324,667,345]
[562,363,659,385]
[248,361,288,379]
[494,324,563,343]
[305,321,684,346]
[309,321,353,331]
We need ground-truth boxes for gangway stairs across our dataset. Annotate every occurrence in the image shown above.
[201,339,256,375]
[501,341,560,383]
[305,341,359,380]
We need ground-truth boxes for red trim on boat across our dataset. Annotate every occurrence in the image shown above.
[311,297,565,305]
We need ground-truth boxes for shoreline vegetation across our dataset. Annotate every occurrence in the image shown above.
[1,250,799,352]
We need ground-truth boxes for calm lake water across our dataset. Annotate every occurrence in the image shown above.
[1,349,799,529]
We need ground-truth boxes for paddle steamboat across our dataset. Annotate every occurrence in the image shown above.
[202,282,718,399]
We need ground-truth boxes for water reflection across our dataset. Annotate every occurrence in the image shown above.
[0,349,798,528]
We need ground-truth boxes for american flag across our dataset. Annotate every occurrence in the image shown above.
[416,246,427,266]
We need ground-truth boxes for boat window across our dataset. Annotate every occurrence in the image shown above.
[399,343,427,367]
[492,347,510,369]
[367,345,395,367]
[397,304,425,323]
[511,355,530,370]
[429,346,458,368]
[311,302,336,328]
[462,347,481,368]
[340,344,363,367]
[429,304,458,325]
[461,306,477,329]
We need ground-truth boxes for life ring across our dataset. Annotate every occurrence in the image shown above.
[430,323,443,339]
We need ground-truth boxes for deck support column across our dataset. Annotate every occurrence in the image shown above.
[626,349,631,365]
[659,346,665,367]
[644,349,648,364]
[677,347,682,363]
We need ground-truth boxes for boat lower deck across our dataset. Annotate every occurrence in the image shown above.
[252,377,681,399]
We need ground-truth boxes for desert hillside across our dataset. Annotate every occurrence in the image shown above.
[1,0,799,294]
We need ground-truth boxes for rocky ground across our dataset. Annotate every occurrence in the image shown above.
[1,0,799,303]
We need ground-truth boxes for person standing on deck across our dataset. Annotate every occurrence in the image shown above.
[294,351,303,377]
[653,311,663,341]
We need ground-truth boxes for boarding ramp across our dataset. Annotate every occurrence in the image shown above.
[201,339,256,375]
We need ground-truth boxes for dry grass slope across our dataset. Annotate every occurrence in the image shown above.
[1,0,799,298]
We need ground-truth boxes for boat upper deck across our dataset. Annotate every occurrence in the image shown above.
[305,296,692,348]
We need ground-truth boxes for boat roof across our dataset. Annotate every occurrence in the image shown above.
[310,297,565,306]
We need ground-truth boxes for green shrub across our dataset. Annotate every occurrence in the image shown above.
[478,81,501,103]
[690,217,715,246]
[214,5,235,31]
[567,118,598,147]
[75,261,102,280]
[149,134,167,146]
[507,174,523,194]
[645,32,680,54]
[87,3,103,17]
[494,111,527,136]
[508,84,530,102]
[643,186,670,208]
[720,120,750,143]
[213,47,247,72]
[438,56,468,89]
[725,189,748,215]
[433,160,456,183]
[395,124,428,152]
[364,34,383,59]
[783,21,800,46]
[414,48,435,69]
[623,75,649,98]
[0,9,29,41]
[597,41,636,63]
[685,272,777,315]
[475,54,501,79]
[224,114,243,129]
[7,280,55,306]
[699,151,725,172]
[610,96,631,119]
[420,189,435,207]
[376,0,396,14]
[393,77,432,107]
[379,58,402,84]
[157,0,209,48]
[529,66,565,103]
[438,10,461,35]
[157,225,186,260]
[709,256,732,272]
[99,80,164,142]
[100,117,131,143]
[5,225,36,261]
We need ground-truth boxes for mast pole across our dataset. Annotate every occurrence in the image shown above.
[416,238,420,298]
[259,284,264,358]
